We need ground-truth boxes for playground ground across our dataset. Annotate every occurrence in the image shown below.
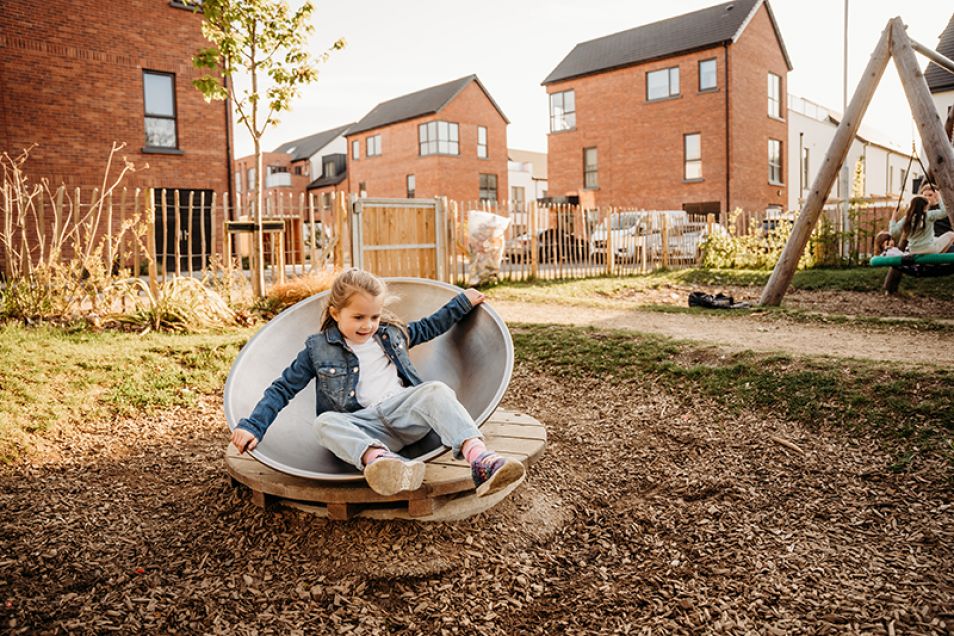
[2,282,953,635]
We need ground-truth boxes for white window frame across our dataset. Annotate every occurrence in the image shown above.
[769,139,783,185]
[477,126,488,158]
[684,133,702,180]
[407,174,415,199]
[352,140,359,160]
[768,72,782,118]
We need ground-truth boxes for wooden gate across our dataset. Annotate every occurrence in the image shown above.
[349,198,448,281]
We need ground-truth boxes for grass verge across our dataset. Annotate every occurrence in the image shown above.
[512,323,954,477]
[0,323,255,463]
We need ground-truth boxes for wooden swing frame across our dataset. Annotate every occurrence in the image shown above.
[760,17,954,305]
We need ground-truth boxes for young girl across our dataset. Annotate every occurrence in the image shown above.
[874,231,904,257]
[889,194,954,255]
[230,269,525,499]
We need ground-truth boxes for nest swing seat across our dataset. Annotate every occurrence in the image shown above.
[870,252,954,278]
[223,278,546,520]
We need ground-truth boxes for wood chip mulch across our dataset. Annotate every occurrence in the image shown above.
[2,364,952,635]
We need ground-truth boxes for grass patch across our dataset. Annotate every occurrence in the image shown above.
[486,266,954,302]
[511,323,954,475]
[0,323,255,462]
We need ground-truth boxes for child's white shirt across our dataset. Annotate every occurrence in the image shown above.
[347,337,406,408]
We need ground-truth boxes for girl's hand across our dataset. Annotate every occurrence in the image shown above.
[231,428,258,454]
[464,288,486,306]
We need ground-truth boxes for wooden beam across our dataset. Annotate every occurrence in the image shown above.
[890,19,954,230]
[760,21,893,306]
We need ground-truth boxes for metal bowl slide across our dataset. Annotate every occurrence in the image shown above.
[223,278,514,481]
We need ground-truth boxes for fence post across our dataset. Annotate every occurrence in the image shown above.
[146,188,159,297]
[133,189,141,278]
[335,192,346,270]
[606,208,615,274]
[662,214,670,269]
[529,200,538,278]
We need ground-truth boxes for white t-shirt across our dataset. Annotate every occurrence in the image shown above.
[347,338,406,408]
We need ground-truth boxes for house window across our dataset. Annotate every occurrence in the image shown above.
[323,160,336,178]
[479,174,497,202]
[768,72,782,118]
[234,171,242,193]
[583,147,598,189]
[477,126,488,158]
[769,139,783,184]
[684,133,702,180]
[359,182,367,197]
[366,135,381,157]
[407,174,415,199]
[247,168,255,191]
[647,67,679,100]
[511,186,525,212]
[699,59,717,91]
[352,140,359,160]
[143,71,178,148]
[549,90,575,132]
[801,147,810,191]
[419,121,459,156]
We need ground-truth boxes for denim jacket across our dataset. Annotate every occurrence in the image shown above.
[236,292,475,441]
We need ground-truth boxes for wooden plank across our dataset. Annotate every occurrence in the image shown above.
[328,503,363,520]
[408,498,435,518]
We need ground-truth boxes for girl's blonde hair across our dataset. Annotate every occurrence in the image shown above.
[320,269,407,334]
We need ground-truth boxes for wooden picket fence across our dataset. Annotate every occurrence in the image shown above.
[2,183,901,295]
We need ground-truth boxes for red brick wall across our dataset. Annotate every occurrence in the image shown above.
[0,1,230,193]
[727,4,790,213]
[546,3,788,216]
[346,81,509,204]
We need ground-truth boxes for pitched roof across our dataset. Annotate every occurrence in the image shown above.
[272,123,353,161]
[925,13,954,94]
[542,0,792,86]
[347,75,509,136]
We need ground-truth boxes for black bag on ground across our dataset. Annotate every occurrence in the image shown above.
[688,292,751,310]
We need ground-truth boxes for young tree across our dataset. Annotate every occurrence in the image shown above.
[189,0,345,296]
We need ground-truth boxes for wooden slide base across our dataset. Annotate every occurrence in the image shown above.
[226,409,546,521]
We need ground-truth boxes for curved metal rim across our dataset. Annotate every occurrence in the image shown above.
[223,278,514,480]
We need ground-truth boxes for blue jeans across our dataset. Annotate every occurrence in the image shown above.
[313,381,483,470]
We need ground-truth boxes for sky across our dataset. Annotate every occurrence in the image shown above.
[227,0,953,160]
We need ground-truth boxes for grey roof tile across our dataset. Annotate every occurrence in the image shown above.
[347,75,509,136]
[542,0,791,86]
[273,123,353,161]
[925,13,954,94]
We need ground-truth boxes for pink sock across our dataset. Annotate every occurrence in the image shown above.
[364,447,387,465]
[463,439,487,464]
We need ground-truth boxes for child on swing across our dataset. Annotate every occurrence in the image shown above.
[889,194,954,255]
[230,269,525,498]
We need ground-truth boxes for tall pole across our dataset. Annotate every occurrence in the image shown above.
[839,0,852,257]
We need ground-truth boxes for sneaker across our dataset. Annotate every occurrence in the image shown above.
[471,451,526,497]
[363,451,426,497]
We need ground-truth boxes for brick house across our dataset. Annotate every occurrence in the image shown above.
[346,75,509,204]
[926,13,954,144]
[233,123,352,212]
[0,0,232,268]
[542,0,792,219]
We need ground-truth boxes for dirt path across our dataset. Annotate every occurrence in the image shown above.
[492,298,954,367]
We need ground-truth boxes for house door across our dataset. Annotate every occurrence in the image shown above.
[153,188,214,273]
